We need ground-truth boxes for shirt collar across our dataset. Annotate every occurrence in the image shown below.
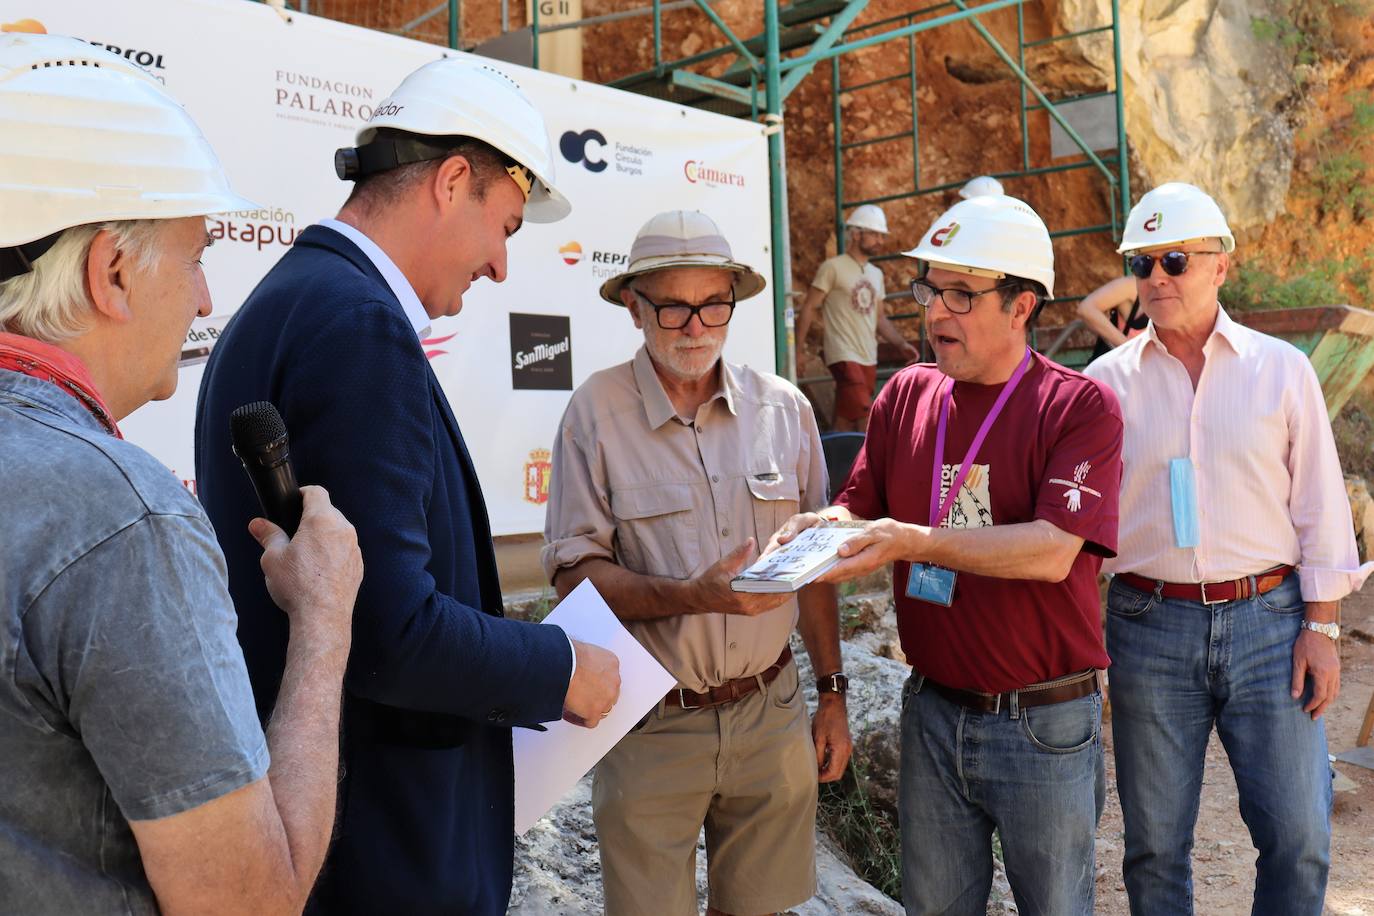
[319,218,431,338]
[631,345,735,429]
[1142,301,1246,362]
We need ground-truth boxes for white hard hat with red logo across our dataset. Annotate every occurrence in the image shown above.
[903,194,1055,297]
[845,204,888,234]
[0,33,257,280]
[338,56,570,224]
[1117,182,1234,254]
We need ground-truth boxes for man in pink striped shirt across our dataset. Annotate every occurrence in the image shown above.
[1085,182,1371,916]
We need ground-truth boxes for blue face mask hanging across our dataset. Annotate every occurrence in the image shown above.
[1169,457,1201,548]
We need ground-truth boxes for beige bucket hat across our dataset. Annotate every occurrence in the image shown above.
[599,210,767,305]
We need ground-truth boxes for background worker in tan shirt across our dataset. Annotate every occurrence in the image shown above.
[796,203,918,431]
[543,210,851,916]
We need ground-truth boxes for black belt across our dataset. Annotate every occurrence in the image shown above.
[922,669,1099,715]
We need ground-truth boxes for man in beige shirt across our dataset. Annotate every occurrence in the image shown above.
[543,210,851,916]
[796,203,918,431]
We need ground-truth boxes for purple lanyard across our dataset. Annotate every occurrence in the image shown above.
[929,348,1033,528]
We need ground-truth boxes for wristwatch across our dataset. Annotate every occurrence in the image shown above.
[817,672,849,695]
[1301,620,1341,641]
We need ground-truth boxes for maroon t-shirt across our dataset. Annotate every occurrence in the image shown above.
[836,352,1122,693]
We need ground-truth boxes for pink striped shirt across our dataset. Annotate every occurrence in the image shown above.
[1084,306,1372,602]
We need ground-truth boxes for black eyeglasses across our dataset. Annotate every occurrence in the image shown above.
[632,289,736,329]
[909,279,1018,315]
[1128,250,1221,279]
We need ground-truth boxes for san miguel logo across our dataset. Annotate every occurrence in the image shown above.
[683,159,745,188]
[559,241,583,265]
[930,222,961,247]
[1143,212,1164,232]
[523,448,552,505]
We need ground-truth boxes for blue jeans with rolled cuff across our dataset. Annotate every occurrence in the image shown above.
[1106,573,1331,916]
[897,672,1104,916]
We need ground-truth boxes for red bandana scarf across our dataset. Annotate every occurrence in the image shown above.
[0,332,121,437]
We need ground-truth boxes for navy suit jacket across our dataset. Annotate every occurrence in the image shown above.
[194,225,573,915]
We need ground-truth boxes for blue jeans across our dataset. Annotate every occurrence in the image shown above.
[897,673,1104,916]
[1107,573,1331,916]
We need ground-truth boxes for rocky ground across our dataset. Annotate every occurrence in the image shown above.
[509,574,1374,915]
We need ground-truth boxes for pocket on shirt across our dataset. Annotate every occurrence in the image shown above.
[610,484,700,578]
[747,470,801,546]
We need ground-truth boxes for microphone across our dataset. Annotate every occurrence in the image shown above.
[230,401,303,536]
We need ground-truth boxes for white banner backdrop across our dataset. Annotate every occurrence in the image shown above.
[1,0,775,536]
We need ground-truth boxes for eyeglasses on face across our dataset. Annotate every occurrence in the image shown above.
[1128,250,1222,279]
[632,288,737,329]
[908,278,1019,315]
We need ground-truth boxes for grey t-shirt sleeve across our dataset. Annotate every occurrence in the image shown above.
[33,512,269,821]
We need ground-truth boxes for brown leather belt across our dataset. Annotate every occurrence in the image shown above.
[666,646,793,710]
[1116,565,1294,606]
[924,668,1099,715]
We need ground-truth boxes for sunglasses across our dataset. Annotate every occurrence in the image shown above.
[1128,250,1221,279]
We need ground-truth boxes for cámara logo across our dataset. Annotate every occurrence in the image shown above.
[930,222,961,247]
[559,241,583,265]
[1143,212,1164,232]
[523,448,552,505]
[683,159,745,188]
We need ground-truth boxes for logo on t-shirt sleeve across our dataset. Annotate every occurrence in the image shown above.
[1048,461,1101,513]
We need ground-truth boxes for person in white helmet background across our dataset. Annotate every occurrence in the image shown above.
[195,59,622,915]
[959,175,1005,199]
[543,210,850,916]
[0,34,364,915]
[795,203,918,431]
[771,194,1124,916]
[1085,182,1371,916]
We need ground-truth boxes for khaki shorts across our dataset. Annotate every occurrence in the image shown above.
[592,661,818,916]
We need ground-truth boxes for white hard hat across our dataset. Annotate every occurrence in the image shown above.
[845,204,888,234]
[0,33,256,278]
[1118,182,1234,254]
[958,175,1005,199]
[903,194,1055,297]
[600,210,766,305]
[347,57,570,224]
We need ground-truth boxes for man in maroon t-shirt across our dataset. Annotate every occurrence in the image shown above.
[771,194,1122,916]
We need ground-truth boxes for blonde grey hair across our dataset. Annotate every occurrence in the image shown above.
[0,220,165,342]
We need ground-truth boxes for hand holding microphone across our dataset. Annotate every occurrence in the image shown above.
[232,402,362,631]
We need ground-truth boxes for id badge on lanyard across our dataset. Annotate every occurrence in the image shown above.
[906,348,1033,606]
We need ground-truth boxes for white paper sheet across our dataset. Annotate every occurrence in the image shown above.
[513,579,677,834]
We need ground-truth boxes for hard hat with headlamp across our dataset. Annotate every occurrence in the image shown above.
[333,57,570,224]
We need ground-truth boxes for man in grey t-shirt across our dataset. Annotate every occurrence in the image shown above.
[0,36,362,914]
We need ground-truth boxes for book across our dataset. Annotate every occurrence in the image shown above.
[730,521,867,593]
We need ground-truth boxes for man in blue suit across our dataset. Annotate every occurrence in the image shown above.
[195,59,621,915]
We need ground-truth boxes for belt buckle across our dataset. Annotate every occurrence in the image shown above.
[676,688,701,710]
[1199,580,1228,606]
